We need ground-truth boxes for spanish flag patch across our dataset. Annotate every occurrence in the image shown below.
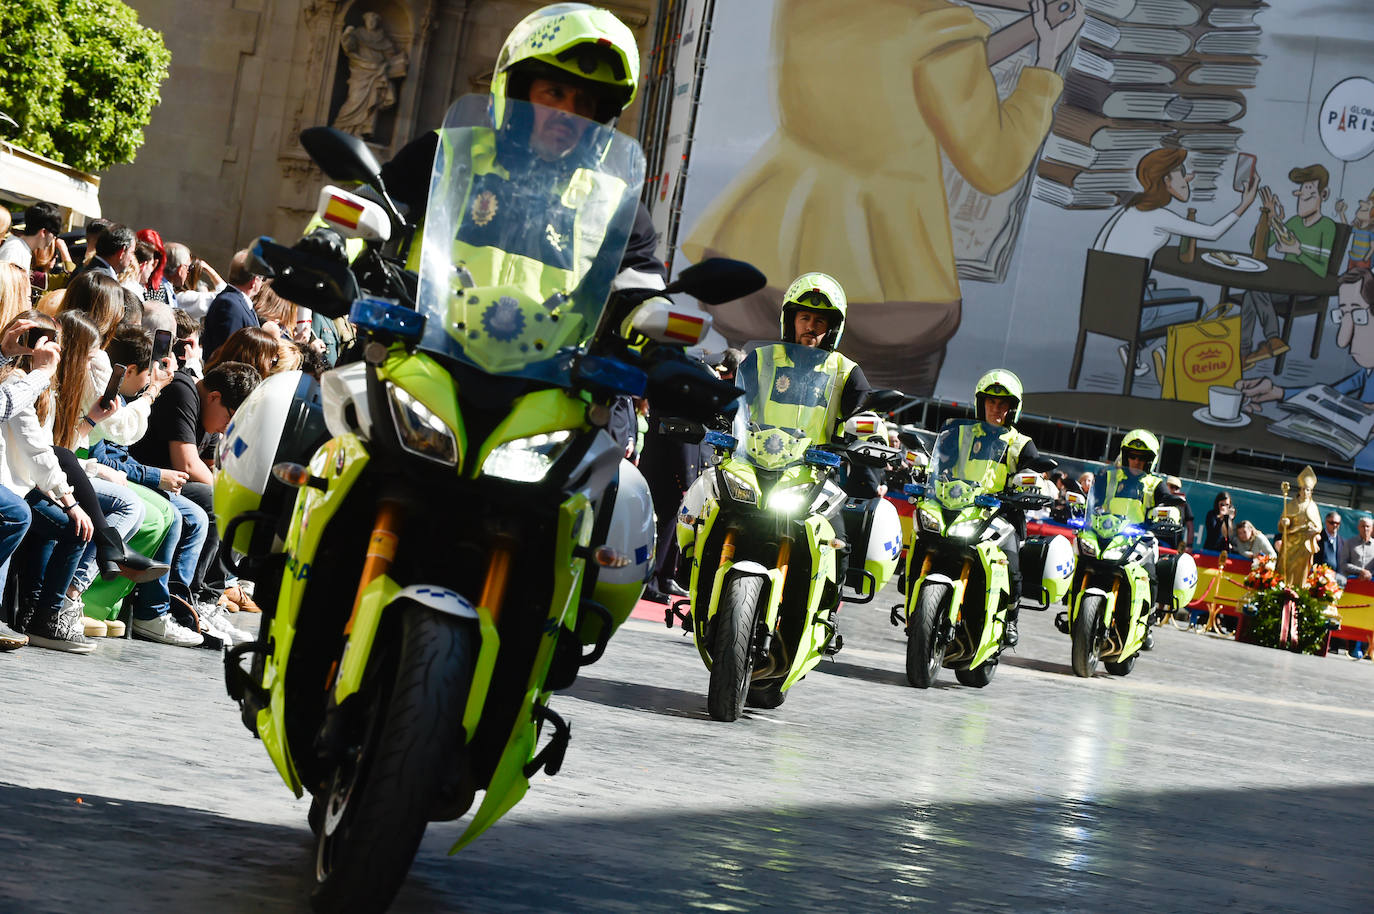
[664,311,704,343]
[323,195,364,231]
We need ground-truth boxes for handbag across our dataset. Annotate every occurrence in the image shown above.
[1161,301,1241,403]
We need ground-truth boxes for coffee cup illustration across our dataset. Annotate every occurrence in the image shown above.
[1193,384,1250,427]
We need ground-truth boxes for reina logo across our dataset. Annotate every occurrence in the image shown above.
[1182,341,1233,382]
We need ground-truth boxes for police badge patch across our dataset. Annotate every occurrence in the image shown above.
[775,374,791,394]
[471,190,498,227]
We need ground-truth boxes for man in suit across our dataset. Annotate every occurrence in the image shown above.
[200,249,264,358]
[1319,511,1344,581]
[80,222,135,279]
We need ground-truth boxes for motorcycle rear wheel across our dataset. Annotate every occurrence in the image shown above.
[311,605,476,914]
[1072,594,1103,678]
[906,583,949,688]
[955,659,997,688]
[707,575,764,722]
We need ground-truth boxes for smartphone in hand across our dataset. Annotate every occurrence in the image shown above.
[151,328,173,363]
[20,328,52,350]
[101,364,128,409]
[1233,153,1257,193]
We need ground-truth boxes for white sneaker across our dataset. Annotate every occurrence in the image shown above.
[196,601,251,647]
[133,612,204,647]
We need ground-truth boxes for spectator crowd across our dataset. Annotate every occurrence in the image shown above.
[0,202,347,654]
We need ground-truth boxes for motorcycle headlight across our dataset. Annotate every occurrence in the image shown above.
[388,384,457,466]
[1077,535,1099,558]
[947,519,982,541]
[917,505,942,533]
[767,485,810,515]
[721,471,758,505]
[1102,543,1129,562]
[482,430,574,482]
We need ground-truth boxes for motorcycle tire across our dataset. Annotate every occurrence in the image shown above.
[1072,594,1103,678]
[1104,654,1137,676]
[955,659,997,688]
[311,605,476,914]
[707,575,764,722]
[906,583,949,689]
[746,680,786,709]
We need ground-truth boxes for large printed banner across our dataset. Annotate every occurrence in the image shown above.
[673,0,1374,476]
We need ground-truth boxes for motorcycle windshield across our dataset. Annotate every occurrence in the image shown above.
[414,95,645,384]
[931,420,1009,490]
[737,342,839,470]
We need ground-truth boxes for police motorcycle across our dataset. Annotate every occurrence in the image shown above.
[213,94,752,913]
[897,419,1074,688]
[672,343,904,722]
[1057,502,1198,677]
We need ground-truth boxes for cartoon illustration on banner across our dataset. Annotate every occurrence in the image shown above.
[667,0,1374,475]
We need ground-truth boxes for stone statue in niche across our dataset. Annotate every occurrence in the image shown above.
[333,11,408,140]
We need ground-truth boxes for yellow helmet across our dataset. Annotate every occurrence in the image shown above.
[780,272,847,350]
[491,4,640,128]
[1119,428,1161,473]
[974,369,1023,424]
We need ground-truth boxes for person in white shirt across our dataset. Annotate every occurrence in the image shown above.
[164,242,226,321]
[1235,519,1276,559]
[0,203,63,272]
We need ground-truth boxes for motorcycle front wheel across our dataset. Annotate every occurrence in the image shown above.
[707,575,764,722]
[1071,594,1103,678]
[311,604,476,914]
[906,583,949,689]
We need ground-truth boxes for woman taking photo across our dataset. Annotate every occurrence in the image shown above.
[1204,491,1240,553]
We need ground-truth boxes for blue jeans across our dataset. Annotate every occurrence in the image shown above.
[129,492,207,620]
[69,477,144,594]
[17,490,86,614]
[0,486,32,587]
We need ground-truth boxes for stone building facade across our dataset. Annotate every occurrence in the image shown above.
[101,0,653,271]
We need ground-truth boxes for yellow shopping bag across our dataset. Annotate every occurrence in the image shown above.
[1161,302,1241,403]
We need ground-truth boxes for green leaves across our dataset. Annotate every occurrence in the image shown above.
[0,0,170,172]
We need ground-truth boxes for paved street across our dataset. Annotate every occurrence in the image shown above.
[3,587,1372,913]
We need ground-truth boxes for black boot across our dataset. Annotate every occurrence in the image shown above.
[1000,585,1022,648]
[95,526,170,584]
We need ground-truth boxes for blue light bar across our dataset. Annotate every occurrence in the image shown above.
[704,431,738,451]
[904,483,928,498]
[574,355,647,397]
[974,494,1001,509]
[349,297,426,340]
[804,447,842,468]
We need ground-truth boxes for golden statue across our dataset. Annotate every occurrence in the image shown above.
[1276,466,1321,589]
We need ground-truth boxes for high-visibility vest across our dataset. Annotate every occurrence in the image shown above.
[741,343,858,447]
[415,126,627,307]
[942,419,1030,491]
[1096,467,1163,523]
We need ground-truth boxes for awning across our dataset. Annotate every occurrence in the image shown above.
[0,142,101,221]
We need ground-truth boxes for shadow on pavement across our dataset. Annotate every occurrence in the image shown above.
[4,779,1371,912]
[564,675,711,720]
[820,659,962,690]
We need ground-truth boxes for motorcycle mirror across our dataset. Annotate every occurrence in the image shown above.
[657,418,706,444]
[300,126,384,184]
[664,258,766,305]
[1026,455,1058,473]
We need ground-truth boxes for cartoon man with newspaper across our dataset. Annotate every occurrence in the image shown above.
[1238,267,1374,470]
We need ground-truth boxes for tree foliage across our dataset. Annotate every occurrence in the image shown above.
[0,0,170,173]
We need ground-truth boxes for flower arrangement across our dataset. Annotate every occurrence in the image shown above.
[1239,557,1342,654]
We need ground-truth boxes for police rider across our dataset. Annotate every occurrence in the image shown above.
[744,272,870,639]
[1091,429,1182,616]
[969,369,1043,648]
[378,3,667,292]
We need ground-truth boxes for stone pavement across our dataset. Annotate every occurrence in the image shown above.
[2,589,1371,912]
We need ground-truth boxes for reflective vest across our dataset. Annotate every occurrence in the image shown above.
[1097,467,1163,523]
[415,127,626,306]
[743,343,858,445]
[947,421,1030,491]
